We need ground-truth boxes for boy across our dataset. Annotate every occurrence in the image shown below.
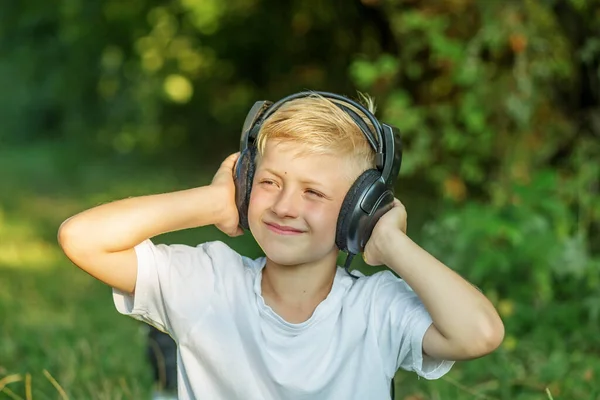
[58,91,504,399]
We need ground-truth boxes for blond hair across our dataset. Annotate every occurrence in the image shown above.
[255,93,378,179]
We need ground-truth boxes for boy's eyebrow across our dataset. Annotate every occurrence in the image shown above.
[262,167,283,179]
[263,167,328,188]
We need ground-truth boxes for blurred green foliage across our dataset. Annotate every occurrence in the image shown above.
[1,0,599,398]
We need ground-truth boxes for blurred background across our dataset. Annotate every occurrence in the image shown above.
[1,0,599,399]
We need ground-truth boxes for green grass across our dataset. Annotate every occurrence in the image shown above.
[1,142,598,399]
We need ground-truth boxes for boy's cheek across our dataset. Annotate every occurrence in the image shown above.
[309,210,340,241]
[248,191,269,212]
[248,192,276,227]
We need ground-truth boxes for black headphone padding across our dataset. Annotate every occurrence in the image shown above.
[335,169,381,252]
[234,145,256,230]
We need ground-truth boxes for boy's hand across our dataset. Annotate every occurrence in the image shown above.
[211,152,244,237]
[363,198,407,266]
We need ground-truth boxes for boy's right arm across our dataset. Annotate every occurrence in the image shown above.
[58,153,242,294]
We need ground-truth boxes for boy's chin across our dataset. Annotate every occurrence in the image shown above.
[261,245,337,267]
[264,251,310,267]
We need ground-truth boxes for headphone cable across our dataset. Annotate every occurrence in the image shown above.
[343,253,361,279]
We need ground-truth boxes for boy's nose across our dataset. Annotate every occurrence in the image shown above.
[270,190,300,219]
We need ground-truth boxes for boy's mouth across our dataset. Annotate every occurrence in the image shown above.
[264,222,305,235]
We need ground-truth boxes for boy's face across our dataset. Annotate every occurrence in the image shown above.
[247,139,355,266]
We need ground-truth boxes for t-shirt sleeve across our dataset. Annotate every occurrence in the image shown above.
[371,271,454,380]
[112,239,221,341]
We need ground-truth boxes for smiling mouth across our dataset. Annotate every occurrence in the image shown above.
[264,222,305,235]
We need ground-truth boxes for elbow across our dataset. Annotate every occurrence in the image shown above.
[464,316,505,359]
[57,218,76,253]
[480,317,505,354]
[57,218,89,264]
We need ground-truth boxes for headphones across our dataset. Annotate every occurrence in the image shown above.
[233,91,402,257]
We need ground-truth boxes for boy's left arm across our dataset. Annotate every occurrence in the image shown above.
[364,199,505,361]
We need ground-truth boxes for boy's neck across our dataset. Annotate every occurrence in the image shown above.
[261,252,338,324]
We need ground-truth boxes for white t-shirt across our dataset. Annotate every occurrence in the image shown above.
[113,240,453,400]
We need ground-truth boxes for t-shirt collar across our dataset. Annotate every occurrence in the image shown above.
[251,257,352,332]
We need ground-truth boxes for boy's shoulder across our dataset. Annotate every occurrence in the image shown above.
[195,240,267,275]
[342,270,429,335]
[150,239,252,274]
[166,239,242,259]
[343,269,418,307]
[154,239,237,262]
[351,269,405,289]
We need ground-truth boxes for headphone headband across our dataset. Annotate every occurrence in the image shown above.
[259,92,384,154]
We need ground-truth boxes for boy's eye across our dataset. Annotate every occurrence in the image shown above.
[306,189,325,198]
[260,180,277,186]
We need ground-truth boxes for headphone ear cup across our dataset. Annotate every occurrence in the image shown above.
[335,169,381,253]
[234,146,257,230]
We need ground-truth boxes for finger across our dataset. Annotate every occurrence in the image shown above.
[226,224,242,236]
[214,153,241,182]
[221,152,241,169]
